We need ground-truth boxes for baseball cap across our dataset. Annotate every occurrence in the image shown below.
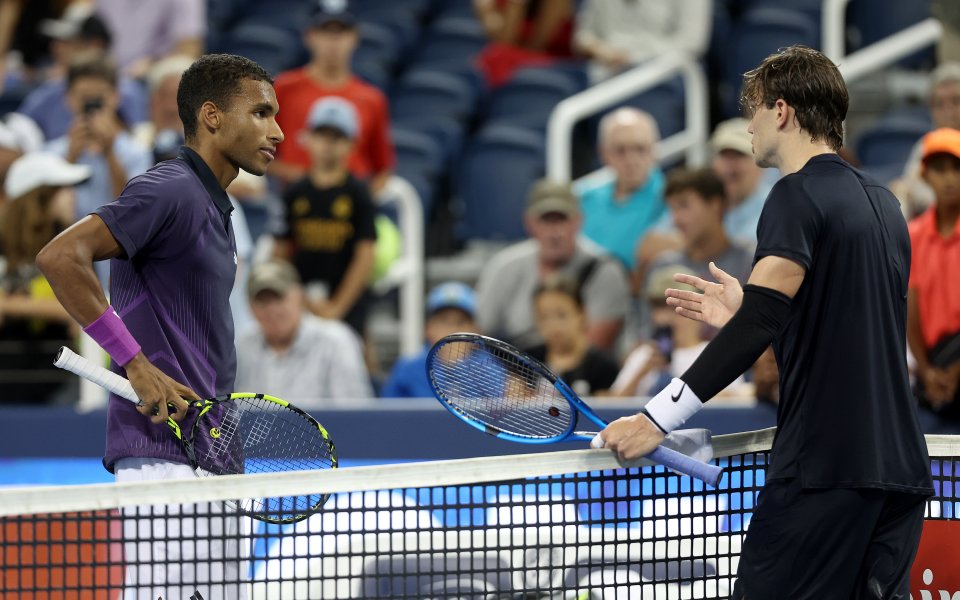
[709,118,753,156]
[41,6,111,44]
[920,127,960,163]
[645,264,697,302]
[4,153,92,199]
[306,97,359,138]
[526,179,579,218]
[247,260,301,299]
[309,0,356,29]
[0,113,44,154]
[426,282,476,317]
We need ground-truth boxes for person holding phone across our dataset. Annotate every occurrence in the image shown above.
[44,54,152,287]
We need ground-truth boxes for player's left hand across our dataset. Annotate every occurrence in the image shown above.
[594,413,666,462]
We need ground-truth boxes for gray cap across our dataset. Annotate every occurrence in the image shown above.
[247,260,301,298]
[526,179,579,217]
[307,97,359,138]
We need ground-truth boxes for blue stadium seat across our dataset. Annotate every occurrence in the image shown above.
[616,76,686,139]
[855,116,930,173]
[414,18,488,68]
[230,0,312,35]
[391,115,466,169]
[391,70,478,121]
[391,127,447,179]
[722,8,820,117]
[393,168,436,217]
[847,0,933,68]
[739,0,822,22]
[352,60,391,91]
[354,22,401,72]
[220,24,306,75]
[356,9,420,58]
[352,0,433,20]
[432,0,478,21]
[485,67,582,130]
[456,125,545,241]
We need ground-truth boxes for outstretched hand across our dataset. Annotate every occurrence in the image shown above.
[665,262,743,328]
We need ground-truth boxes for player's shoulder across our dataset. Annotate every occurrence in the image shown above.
[121,158,197,200]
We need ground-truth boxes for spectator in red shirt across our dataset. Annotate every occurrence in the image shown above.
[270,2,394,193]
[908,127,960,418]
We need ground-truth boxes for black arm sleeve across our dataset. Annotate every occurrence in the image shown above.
[681,284,792,401]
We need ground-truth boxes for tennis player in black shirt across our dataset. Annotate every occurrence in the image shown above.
[596,45,934,597]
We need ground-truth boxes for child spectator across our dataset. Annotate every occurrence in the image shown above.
[381,281,480,398]
[273,97,377,337]
[527,274,619,396]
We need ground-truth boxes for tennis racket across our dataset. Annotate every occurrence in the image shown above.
[53,346,337,523]
[426,333,723,487]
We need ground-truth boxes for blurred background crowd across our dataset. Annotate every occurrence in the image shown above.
[0,0,958,432]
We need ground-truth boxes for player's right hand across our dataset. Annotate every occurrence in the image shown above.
[665,262,743,328]
[124,353,199,424]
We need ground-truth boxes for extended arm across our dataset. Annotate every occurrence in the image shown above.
[599,256,804,460]
[36,216,197,421]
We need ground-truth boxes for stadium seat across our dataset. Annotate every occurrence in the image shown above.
[352,0,433,20]
[739,0,822,22]
[722,8,820,117]
[393,168,436,217]
[847,0,933,68]
[354,22,401,73]
[391,127,447,179]
[229,0,312,35]
[855,116,931,173]
[352,60,391,91]
[391,115,466,169]
[456,125,545,241]
[485,67,583,131]
[220,24,306,76]
[615,76,686,139]
[356,8,420,59]
[413,18,488,68]
[390,70,478,121]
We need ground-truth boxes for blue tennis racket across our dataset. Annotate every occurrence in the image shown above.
[426,333,723,487]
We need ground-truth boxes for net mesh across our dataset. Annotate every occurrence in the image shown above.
[1,431,957,600]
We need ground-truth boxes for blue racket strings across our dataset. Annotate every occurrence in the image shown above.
[431,339,576,439]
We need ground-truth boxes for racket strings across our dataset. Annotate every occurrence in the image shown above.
[431,340,575,439]
[194,395,335,522]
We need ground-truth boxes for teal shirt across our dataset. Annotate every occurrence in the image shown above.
[577,169,667,269]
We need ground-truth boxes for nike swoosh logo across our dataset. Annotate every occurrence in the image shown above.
[671,383,686,403]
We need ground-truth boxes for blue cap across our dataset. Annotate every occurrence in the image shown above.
[307,97,359,138]
[426,282,476,317]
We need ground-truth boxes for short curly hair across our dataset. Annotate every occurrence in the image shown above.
[177,54,273,141]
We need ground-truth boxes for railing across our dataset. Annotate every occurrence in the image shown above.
[372,174,425,358]
[76,174,425,409]
[837,18,943,82]
[546,52,710,183]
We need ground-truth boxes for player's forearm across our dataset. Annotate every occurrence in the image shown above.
[36,219,116,327]
[329,242,375,318]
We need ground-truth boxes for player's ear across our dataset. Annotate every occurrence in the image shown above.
[198,100,223,134]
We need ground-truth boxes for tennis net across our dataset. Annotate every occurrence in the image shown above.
[1,428,957,599]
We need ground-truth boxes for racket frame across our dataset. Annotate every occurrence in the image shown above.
[427,333,724,487]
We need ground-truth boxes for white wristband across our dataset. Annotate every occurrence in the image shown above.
[643,378,703,434]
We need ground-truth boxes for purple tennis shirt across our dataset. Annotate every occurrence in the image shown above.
[94,147,237,472]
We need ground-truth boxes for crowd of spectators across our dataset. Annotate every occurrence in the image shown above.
[0,0,955,432]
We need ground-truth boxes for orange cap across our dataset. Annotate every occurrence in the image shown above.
[921,127,960,164]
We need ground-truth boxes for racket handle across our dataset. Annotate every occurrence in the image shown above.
[648,445,724,488]
[54,346,140,404]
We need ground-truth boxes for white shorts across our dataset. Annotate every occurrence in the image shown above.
[116,458,248,600]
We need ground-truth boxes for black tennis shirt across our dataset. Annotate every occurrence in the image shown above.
[757,154,932,494]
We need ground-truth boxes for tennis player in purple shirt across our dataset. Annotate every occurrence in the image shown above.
[37,54,283,600]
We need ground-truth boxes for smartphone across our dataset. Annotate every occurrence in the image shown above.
[652,324,674,364]
[82,97,104,116]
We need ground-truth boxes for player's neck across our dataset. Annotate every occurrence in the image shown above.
[776,139,836,175]
[185,140,238,190]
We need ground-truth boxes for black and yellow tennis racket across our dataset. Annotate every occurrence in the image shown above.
[54,346,337,524]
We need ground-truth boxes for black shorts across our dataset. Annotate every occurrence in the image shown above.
[732,478,926,599]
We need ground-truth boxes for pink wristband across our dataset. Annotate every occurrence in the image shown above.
[83,307,141,367]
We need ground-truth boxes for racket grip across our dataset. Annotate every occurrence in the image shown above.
[648,445,724,487]
[54,346,140,404]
